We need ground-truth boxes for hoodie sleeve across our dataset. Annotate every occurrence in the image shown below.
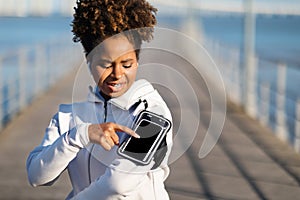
[69,157,156,200]
[70,131,172,199]
[69,104,173,199]
[26,112,90,187]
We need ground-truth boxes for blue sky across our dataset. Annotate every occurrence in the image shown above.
[191,0,300,5]
[199,0,300,9]
[1,0,299,16]
[52,0,300,14]
[150,0,300,15]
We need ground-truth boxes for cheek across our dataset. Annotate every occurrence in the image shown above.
[125,67,138,81]
[91,67,110,84]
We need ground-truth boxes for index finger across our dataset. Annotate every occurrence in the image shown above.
[114,124,140,138]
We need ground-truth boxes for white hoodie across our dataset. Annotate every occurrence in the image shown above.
[26,79,173,200]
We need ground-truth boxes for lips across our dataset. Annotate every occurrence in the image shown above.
[105,81,126,92]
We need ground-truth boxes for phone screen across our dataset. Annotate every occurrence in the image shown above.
[122,119,163,161]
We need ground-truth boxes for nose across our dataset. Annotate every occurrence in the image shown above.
[111,64,124,79]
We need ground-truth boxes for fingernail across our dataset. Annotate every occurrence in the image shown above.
[135,133,140,138]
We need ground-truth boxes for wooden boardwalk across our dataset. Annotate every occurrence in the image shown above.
[1,63,300,200]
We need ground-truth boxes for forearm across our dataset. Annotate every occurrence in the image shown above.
[27,121,91,186]
[70,158,154,199]
[26,132,79,186]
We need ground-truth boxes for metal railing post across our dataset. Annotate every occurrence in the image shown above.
[259,82,270,126]
[295,99,300,153]
[0,56,3,131]
[276,63,288,141]
[244,0,257,118]
[245,56,258,118]
[34,44,46,96]
[19,48,27,110]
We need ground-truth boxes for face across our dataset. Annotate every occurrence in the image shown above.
[88,35,138,99]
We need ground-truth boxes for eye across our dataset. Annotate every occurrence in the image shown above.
[123,63,133,68]
[102,65,112,69]
[97,63,112,69]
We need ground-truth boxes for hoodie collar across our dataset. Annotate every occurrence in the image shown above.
[87,79,155,110]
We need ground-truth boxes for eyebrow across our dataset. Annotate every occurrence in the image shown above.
[97,58,112,64]
[120,58,134,63]
[96,58,134,65]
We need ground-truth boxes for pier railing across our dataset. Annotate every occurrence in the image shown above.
[0,37,83,131]
[204,39,300,152]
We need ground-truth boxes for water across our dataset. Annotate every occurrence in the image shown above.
[0,16,73,54]
[194,14,300,96]
[1,15,299,97]
[0,16,78,126]
[2,14,299,66]
[158,13,300,67]
[0,16,75,81]
[157,13,300,144]
[1,14,300,140]
[199,14,300,67]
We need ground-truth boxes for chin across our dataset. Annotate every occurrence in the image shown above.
[110,88,129,98]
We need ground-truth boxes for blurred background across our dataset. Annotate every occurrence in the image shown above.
[1,0,299,152]
[0,0,82,131]
[151,0,300,152]
[0,0,300,199]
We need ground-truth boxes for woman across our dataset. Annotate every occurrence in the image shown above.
[26,0,173,199]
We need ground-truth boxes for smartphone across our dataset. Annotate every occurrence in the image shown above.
[118,110,172,165]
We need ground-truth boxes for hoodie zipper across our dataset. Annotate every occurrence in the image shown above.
[103,100,108,123]
[88,100,109,184]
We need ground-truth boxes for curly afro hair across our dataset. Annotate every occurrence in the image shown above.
[72,0,157,56]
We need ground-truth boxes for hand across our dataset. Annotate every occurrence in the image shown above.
[88,122,140,151]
